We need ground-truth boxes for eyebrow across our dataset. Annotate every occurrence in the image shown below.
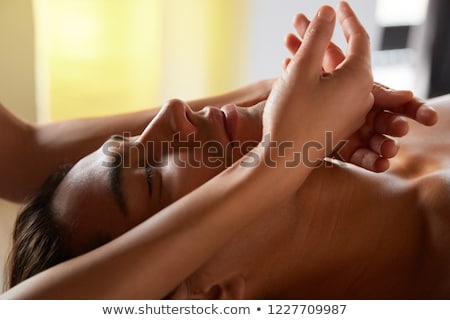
[108,152,128,216]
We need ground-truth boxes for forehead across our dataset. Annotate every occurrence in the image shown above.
[52,149,124,255]
[54,149,110,210]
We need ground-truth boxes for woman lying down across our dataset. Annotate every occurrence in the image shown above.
[5,3,450,299]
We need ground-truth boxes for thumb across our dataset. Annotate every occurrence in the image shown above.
[372,83,413,109]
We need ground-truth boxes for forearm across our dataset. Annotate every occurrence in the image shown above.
[187,79,273,108]
[0,107,156,202]
[1,80,273,202]
[1,145,309,299]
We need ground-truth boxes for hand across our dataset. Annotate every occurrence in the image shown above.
[283,11,439,172]
[187,78,275,112]
[263,2,373,164]
[233,79,275,108]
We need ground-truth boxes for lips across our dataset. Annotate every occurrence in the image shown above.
[221,104,238,142]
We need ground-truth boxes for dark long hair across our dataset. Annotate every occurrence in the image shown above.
[4,165,73,290]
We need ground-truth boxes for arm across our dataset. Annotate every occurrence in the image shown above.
[284,14,438,172]
[0,79,273,202]
[2,3,372,299]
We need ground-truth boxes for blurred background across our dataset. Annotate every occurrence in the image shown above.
[1,0,449,289]
[1,0,445,124]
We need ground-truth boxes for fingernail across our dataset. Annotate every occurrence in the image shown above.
[317,6,335,22]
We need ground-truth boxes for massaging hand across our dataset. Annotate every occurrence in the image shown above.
[232,78,275,108]
[263,2,373,164]
[335,85,438,171]
[284,11,439,172]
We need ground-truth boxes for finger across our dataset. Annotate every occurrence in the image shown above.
[416,103,438,126]
[373,111,409,137]
[290,6,336,77]
[293,13,310,37]
[372,82,414,108]
[293,13,344,73]
[372,83,438,126]
[369,134,399,158]
[282,57,291,70]
[284,33,301,56]
[337,1,371,67]
[398,99,438,126]
[350,148,390,172]
[323,42,345,72]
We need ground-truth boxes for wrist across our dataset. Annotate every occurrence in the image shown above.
[232,142,316,196]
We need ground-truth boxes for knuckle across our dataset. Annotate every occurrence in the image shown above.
[306,25,318,38]
[306,23,330,40]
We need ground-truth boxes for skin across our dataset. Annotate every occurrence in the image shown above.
[52,90,435,255]
[47,4,445,299]
[177,96,450,300]
[52,101,265,255]
[0,79,273,203]
[49,96,448,299]
[0,72,273,298]
[3,2,445,299]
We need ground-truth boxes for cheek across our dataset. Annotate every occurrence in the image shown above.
[160,152,225,204]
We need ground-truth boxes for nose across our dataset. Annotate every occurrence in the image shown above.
[136,99,197,162]
[137,99,197,144]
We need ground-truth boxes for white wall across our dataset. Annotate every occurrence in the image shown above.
[245,0,380,82]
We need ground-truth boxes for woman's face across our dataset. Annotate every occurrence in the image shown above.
[52,100,263,255]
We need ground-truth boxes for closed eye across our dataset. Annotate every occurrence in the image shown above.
[110,134,130,141]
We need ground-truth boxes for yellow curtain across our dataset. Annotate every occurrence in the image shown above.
[33,0,250,122]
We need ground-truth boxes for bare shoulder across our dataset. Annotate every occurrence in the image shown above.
[414,170,450,298]
[428,94,450,127]
[428,93,450,108]
[416,170,450,237]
